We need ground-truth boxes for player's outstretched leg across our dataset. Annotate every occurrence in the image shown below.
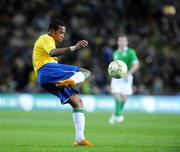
[55,68,90,88]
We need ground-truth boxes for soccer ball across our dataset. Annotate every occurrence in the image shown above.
[108,60,127,78]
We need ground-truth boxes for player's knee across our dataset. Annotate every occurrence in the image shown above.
[79,68,91,79]
[77,100,83,108]
[73,101,83,109]
[69,95,83,108]
[85,70,91,78]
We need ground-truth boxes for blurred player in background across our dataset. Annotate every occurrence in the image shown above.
[32,19,93,146]
[109,34,139,124]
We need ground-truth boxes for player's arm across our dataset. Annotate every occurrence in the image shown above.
[49,40,88,57]
[127,50,139,75]
[127,63,139,75]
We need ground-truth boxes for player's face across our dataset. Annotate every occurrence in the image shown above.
[117,36,128,48]
[53,26,66,43]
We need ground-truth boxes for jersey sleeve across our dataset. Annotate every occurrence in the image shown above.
[42,37,56,54]
[130,49,139,64]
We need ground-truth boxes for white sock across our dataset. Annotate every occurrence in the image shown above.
[73,112,85,142]
[69,72,86,84]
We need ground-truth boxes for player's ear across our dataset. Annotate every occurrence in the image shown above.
[49,28,55,35]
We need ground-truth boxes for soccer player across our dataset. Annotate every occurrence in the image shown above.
[32,19,93,146]
[109,34,139,124]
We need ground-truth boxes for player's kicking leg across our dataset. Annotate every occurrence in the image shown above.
[55,68,90,87]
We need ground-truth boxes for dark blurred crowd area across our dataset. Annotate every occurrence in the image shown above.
[0,0,180,95]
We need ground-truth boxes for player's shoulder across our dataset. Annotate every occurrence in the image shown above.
[127,47,137,54]
[127,47,136,52]
[39,34,52,41]
[113,49,119,53]
[35,34,53,44]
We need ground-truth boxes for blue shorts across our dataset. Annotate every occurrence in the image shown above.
[37,63,80,104]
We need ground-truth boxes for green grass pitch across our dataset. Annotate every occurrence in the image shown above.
[0,110,180,152]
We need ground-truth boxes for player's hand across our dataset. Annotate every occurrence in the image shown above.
[75,40,88,49]
[124,73,129,81]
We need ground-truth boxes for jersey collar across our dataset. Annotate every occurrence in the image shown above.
[118,46,128,51]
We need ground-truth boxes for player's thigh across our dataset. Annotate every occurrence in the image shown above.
[111,76,133,95]
[68,94,83,109]
[111,78,123,94]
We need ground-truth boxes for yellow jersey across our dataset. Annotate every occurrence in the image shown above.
[32,34,57,72]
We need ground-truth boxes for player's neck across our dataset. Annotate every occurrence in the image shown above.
[118,47,125,51]
[47,32,57,43]
[47,32,52,37]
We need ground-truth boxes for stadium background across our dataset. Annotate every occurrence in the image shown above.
[0,0,180,152]
[0,0,179,95]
